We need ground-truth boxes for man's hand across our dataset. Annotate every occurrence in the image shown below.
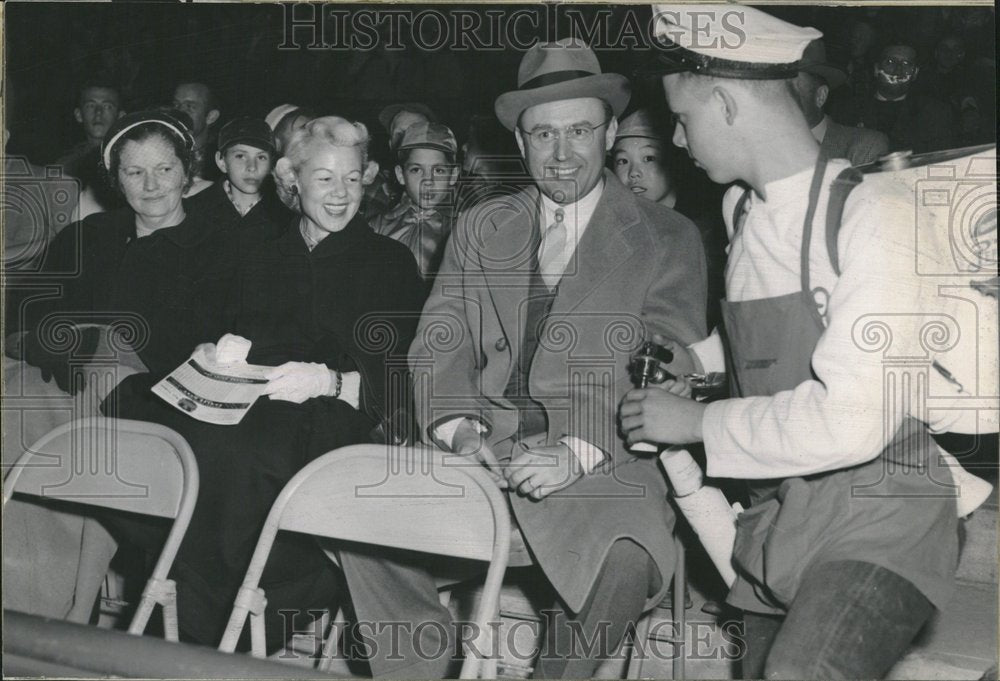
[451,419,507,489]
[620,383,707,447]
[504,443,583,501]
[651,333,700,377]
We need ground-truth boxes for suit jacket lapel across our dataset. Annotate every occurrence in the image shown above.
[480,185,540,342]
[553,171,637,314]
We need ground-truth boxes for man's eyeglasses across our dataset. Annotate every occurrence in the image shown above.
[879,57,916,70]
[518,120,610,151]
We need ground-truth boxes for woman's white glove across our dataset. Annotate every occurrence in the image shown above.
[263,362,332,404]
[263,363,363,408]
[191,334,252,366]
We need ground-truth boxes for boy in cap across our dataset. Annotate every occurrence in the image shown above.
[611,108,678,207]
[620,5,969,677]
[362,103,438,221]
[187,116,290,246]
[371,121,459,284]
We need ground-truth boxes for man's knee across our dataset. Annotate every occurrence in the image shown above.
[603,539,662,596]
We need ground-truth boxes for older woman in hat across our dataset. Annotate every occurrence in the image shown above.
[4,109,234,621]
[11,107,231,405]
[103,115,425,650]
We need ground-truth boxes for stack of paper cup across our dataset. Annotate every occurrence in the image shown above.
[660,447,738,587]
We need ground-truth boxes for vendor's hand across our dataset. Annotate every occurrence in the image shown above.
[651,333,700,377]
[648,375,694,399]
[263,361,332,404]
[452,419,507,489]
[504,443,583,501]
[620,386,707,447]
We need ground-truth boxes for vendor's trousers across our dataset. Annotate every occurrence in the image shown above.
[740,560,934,679]
[337,538,660,679]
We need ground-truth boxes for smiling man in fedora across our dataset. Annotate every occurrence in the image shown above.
[335,38,707,678]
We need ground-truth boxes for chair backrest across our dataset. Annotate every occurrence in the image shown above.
[272,444,507,562]
[3,417,198,522]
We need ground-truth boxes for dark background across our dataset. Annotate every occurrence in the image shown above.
[5,3,996,166]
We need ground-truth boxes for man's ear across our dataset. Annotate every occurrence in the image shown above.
[514,128,526,157]
[394,165,405,186]
[446,164,459,187]
[604,117,619,151]
[74,108,83,124]
[363,159,380,185]
[206,109,221,128]
[214,150,227,174]
[117,110,125,119]
[815,84,830,110]
[712,85,738,126]
[912,66,920,80]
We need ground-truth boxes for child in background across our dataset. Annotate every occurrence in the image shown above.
[371,121,459,286]
[187,116,290,246]
[264,104,315,156]
[613,107,727,329]
[611,108,678,208]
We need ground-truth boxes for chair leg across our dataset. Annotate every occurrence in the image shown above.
[628,612,653,680]
[219,585,267,654]
[161,582,179,642]
[672,539,685,680]
[250,607,267,658]
[128,577,176,638]
[317,608,345,672]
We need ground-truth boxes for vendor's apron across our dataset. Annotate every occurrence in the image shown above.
[721,155,958,615]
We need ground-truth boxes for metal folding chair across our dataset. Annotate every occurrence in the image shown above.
[217,443,513,679]
[2,416,199,640]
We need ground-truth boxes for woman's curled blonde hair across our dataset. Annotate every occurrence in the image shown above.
[273,116,373,212]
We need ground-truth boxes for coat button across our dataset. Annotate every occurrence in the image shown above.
[495,337,508,351]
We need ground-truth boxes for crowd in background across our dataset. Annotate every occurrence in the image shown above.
[1,1,996,668]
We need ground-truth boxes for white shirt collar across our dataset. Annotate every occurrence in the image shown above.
[811,116,829,143]
[539,178,604,234]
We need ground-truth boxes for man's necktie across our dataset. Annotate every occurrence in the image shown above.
[538,208,567,289]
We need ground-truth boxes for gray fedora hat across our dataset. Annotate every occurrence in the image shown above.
[799,39,847,90]
[494,38,630,131]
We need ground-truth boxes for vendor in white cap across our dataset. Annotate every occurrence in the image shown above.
[620,5,967,677]
[337,37,708,678]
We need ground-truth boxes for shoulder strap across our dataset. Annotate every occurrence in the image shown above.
[824,166,864,276]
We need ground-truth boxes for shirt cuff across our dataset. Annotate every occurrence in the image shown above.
[689,330,725,374]
[434,417,487,450]
[560,436,607,474]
